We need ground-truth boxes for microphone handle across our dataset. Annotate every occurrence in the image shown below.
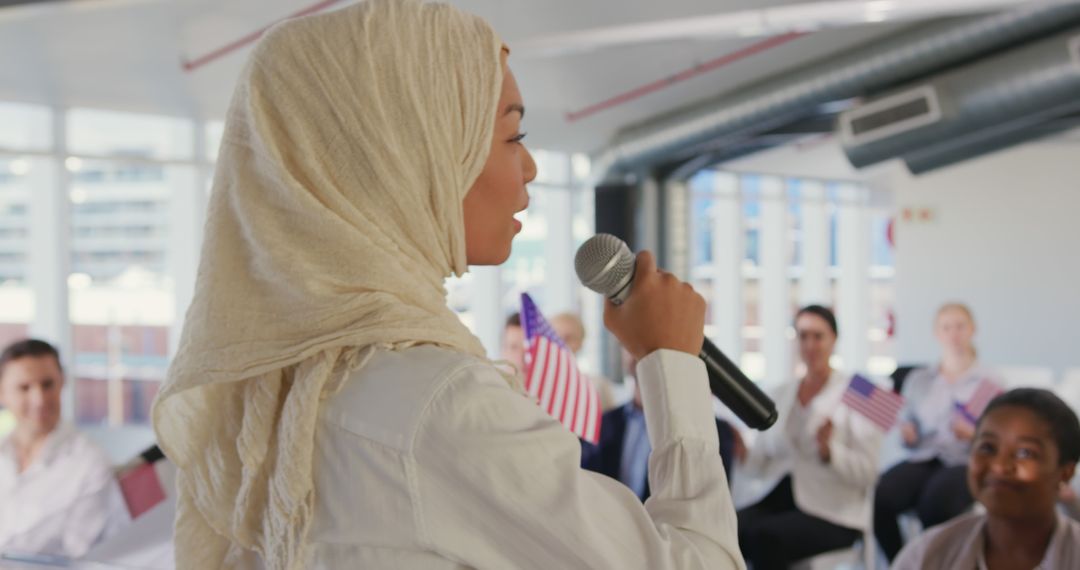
[699,339,778,430]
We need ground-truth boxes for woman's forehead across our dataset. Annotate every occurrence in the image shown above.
[980,406,1054,441]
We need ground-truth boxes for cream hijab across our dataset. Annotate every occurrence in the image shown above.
[151,1,504,567]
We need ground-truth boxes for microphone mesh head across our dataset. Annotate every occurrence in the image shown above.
[575,234,635,297]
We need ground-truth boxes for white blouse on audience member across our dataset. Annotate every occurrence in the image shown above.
[0,423,124,558]
[741,370,885,531]
[234,345,745,569]
[893,511,1080,569]
[900,364,1004,466]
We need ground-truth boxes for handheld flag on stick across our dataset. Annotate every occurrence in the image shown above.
[521,293,601,444]
[841,374,905,432]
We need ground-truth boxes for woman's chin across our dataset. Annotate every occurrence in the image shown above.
[466,242,513,266]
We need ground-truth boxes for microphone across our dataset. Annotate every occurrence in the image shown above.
[575,234,778,431]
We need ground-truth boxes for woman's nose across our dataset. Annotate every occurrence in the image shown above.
[522,146,538,183]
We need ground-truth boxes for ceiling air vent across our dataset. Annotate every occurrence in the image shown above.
[840,85,942,147]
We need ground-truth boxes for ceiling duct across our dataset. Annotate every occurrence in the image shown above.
[904,99,1080,174]
[840,29,1080,170]
[590,3,1080,184]
[0,0,68,8]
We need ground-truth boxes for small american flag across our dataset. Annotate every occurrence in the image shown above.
[118,462,166,519]
[841,374,905,432]
[521,293,601,444]
[954,378,1004,425]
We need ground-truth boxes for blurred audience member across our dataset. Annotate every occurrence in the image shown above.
[551,311,619,411]
[1058,470,1080,521]
[875,302,1003,561]
[582,350,736,500]
[737,305,884,568]
[500,312,526,375]
[893,388,1080,569]
[0,408,13,439]
[0,339,123,558]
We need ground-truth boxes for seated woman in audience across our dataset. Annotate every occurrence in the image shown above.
[0,339,123,558]
[875,302,1004,561]
[738,305,884,569]
[893,388,1080,569]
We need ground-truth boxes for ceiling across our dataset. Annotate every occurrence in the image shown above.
[0,0,1029,155]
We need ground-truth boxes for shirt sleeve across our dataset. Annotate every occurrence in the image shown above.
[411,349,745,570]
[827,409,885,489]
[741,387,792,472]
[896,369,932,449]
[891,535,928,570]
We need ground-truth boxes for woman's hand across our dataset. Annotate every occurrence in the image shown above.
[731,428,748,464]
[900,421,919,446]
[603,251,706,360]
[951,417,976,442]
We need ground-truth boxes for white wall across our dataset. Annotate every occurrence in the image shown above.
[892,138,1080,376]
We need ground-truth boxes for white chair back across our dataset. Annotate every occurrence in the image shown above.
[995,366,1055,390]
[1055,368,1080,413]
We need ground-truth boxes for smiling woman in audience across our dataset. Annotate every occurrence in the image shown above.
[893,388,1080,569]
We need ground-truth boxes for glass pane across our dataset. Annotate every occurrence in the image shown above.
[787,179,802,268]
[871,211,895,268]
[69,160,190,427]
[689,170,715,268]
[0,102,52,151]
[532,149,569,186]
[502,188,548,312]
[0,155,42,346]
[68,108,193,161]
[742,175,761,266]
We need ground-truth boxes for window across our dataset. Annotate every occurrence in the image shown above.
[63,110,200,428]
[0,102,51,152]
[68,158,185,426]
[0,155,46,348]
[688,170,896,382]
[68,109,193,161]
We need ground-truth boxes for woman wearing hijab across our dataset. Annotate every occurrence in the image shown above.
[151,1,743,569]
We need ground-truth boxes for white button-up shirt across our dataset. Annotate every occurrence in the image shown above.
[232,345,745,569]
[0,423,121,558]
[740,370,884,531]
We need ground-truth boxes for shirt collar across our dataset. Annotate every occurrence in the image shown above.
[971,512,1067,570]
[1,422,75,473]
[936,361,986,383]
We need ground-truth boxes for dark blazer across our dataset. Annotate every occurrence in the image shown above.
[580,404,736,501]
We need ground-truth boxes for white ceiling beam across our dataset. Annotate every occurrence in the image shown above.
[512,0,1042,58]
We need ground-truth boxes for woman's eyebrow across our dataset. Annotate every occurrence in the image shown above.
[1017,436,1047,448]
[504,103,525,119]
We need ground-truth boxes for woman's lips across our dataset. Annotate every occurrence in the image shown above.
[981,478,1024,493]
